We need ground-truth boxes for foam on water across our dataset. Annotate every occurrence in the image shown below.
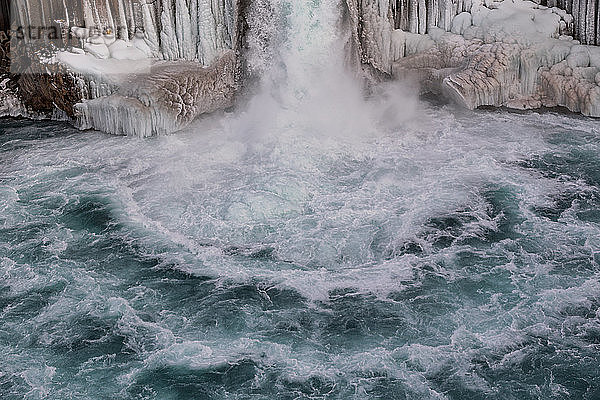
[1,104,600,399]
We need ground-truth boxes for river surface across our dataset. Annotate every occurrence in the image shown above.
[1,105,600,399]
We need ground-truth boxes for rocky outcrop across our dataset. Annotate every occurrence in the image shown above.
[2,0,599,132]
[74,51,237,137]
[539,51,600,116]
[1,0,247,135]
[351,0,600,117]
[0,32,82,119]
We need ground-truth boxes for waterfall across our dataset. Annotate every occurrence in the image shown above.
[246,0,348,100]
[239,0,370,137]
[231,0,416,143]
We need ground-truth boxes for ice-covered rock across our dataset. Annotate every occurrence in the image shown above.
[362,0,600,117]
[75,51,237,137]
[103,32,117,47]
[567,45,591,67]
[71,27,90,46]
[451,12,473,35]
[56,47,237,136]
[132,32,155,57]
[84,36,111,59]
[540,65,600,116]
[108,39,148,60]
[3,0,245,135]
[56,51,145,99]
[348,0,598,70]
[344,0,396,73]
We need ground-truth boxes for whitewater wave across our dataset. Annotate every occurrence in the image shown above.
[1,104,600,398]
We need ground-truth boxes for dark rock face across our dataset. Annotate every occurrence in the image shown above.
[16,67,81,117]
[0,35,83,118]
[0,0,9,33]
[0,0,83,119]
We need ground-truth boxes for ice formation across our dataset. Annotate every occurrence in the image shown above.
[348,0,598,46]
[350,0,600,116]
[1,0,245,134]
[2,0,600,128]
[10,0,239,65]
[57,49,237,137]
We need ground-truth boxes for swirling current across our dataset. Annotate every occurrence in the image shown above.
[1,104,600,399]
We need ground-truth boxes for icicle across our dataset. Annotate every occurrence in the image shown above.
[418,0,427,34]
[398,0,407,31]
[444,0,453,31]
[141,0,159,55]
[190,0,199,51]
[223,0,235,48]
[426,0,438,32]
[463,0,473,13]
[197,0,220,64]
[116,0,129,40]
[572,0,581,39]
[597,0,600,45]
[104,0,115,32]
[175,0,195,60]
[126,0,136,37]
[584,0,595,45]
[160,0,178,59]
[83,0,96,29]
[578,0,587,43]
[61,0,71,27]
[91,0,102,30]
[409,0,418,33]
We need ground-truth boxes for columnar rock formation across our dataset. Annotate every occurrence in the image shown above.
[347,0,600,117]
[2,0,246,135]
[353,0,598,45]
[9,0,240,64]
[549,0,599,45]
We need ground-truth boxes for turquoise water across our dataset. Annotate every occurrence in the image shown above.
[1,105,599,399]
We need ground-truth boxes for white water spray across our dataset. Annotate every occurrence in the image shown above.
[223,0,419,144]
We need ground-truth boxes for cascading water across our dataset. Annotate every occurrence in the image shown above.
[1,1,600,399]
[241,0,368,135]
[237,0,417,143]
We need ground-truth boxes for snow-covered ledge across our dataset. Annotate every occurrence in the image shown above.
[55,29,237,137]
[353,0,600,117]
